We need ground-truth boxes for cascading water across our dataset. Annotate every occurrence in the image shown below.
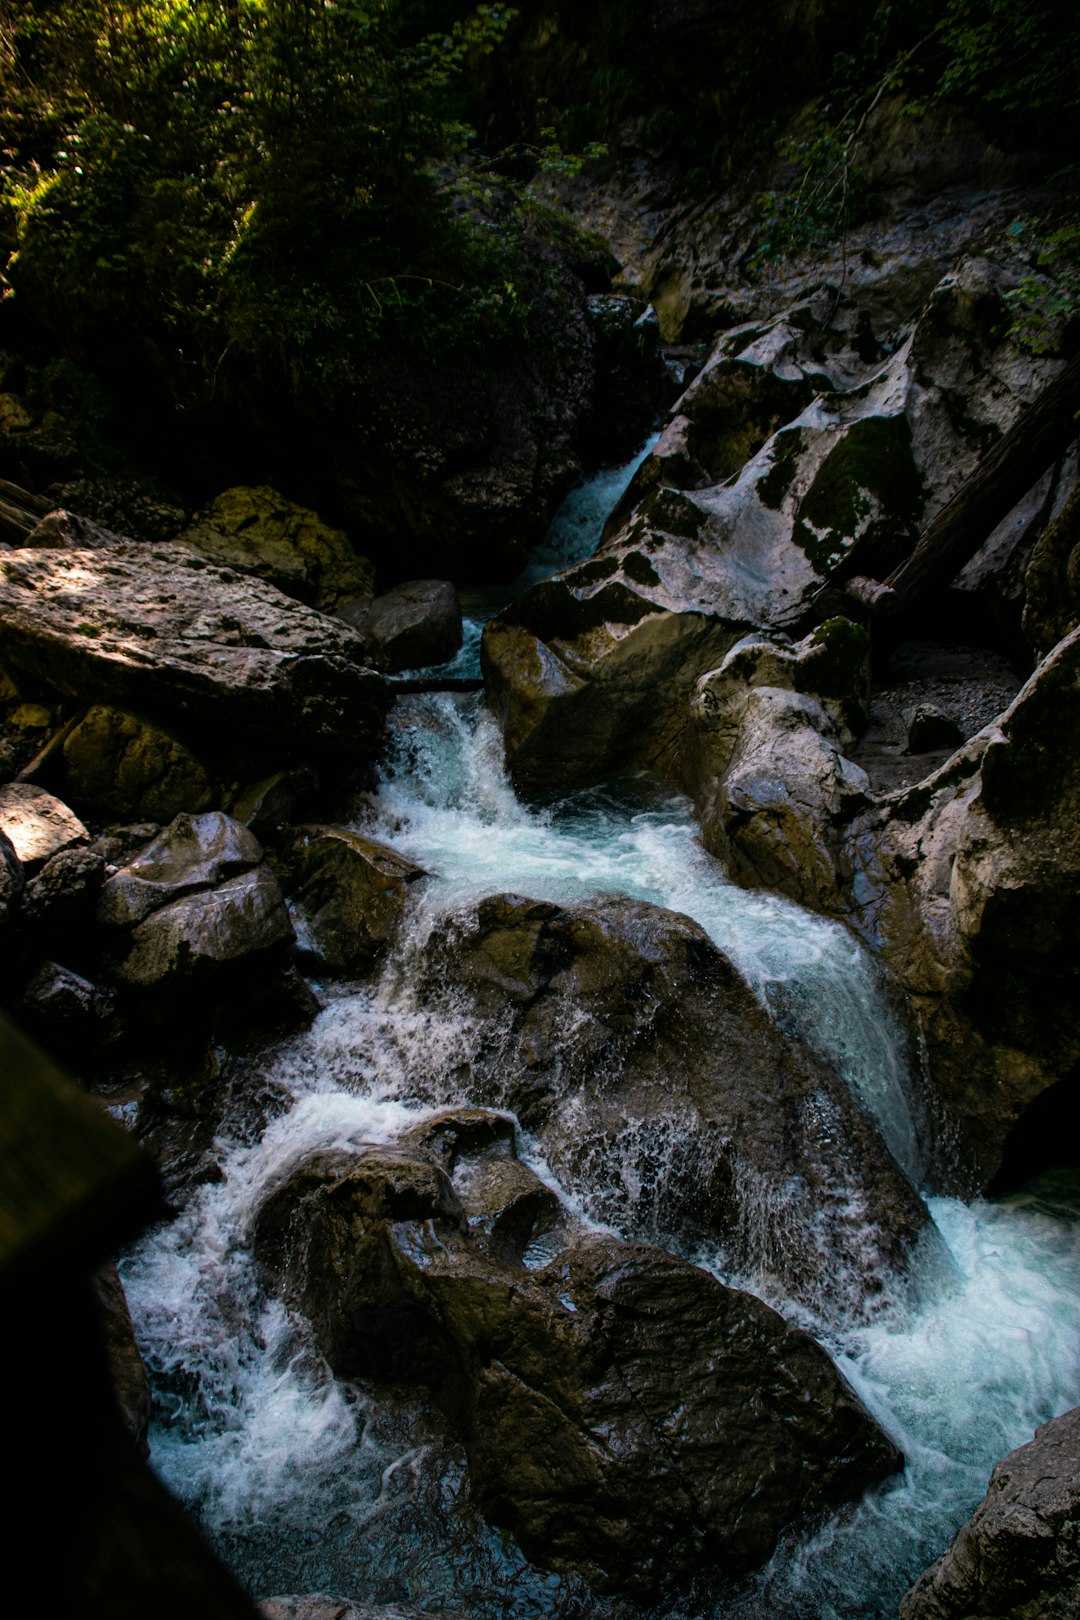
[122,453,1080,1619]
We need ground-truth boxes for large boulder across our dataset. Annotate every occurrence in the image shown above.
[98,812,293,991]
[687,619,872,914]
[483,260,1066,794]
[58,704,216,823]
[174,485,374,611]
[275,825,425,976]
[844,626,1080,1191]
[339,579,463,674]
[413,892,929,1317]
[0,543,389,772]
[900,1406,1080,1620]
[255,1135,901,1594]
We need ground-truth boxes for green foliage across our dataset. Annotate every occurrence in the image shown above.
[748,0,1080,273]
[0,0,537,394]
[1003,209,1080,355]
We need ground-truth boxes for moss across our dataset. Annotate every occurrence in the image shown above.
[758,427,805,511]
[621,550,661,587]
[795,414,923,574]
[805,617,871,699]
[640,488,703,538]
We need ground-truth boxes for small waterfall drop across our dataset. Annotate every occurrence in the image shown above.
[122,444,1080,1619]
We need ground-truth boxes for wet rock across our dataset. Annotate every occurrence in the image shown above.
[88,821,161,868]
[91,1263,152,1457]
[98,812,264,929]
[341,579,463,674]
[0,782,88,869]
[256,1146,901,1594]
[260,1601,454,1620]
[17,960,117,1058]
[0,543,389,771]
[59,705,216,823]
[107,865,292,989]
[905,704,964,754]
[845,626,1080,1190]
[98,811,293,991]
[417,892,929,1317]
[900,1405,1080,1620]
[174,485,374,611]
[228,769,318,835]
[276,825,425,976]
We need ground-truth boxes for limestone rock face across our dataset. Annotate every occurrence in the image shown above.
[0,782,88,868]
[845,626,1080,1189]
[687,620,872,914]
[900,1406,1080,1620]
[59,704,215,823]
[276,825,425,975]
[483,260,1065,794]
[255,1134,901,1594]
[174,485,374,611]
[0,543,389,770]
[414,892,929,1317]
[341,579,463,673]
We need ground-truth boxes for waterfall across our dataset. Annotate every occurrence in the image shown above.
[121,450,1080,1619]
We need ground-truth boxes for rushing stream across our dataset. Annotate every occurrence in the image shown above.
[122,449,1080,1618]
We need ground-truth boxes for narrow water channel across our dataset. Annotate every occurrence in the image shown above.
[122,450,1080,1619]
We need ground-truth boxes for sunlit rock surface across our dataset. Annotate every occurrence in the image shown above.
[0,543,389,770]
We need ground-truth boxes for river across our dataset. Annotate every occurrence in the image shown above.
[122,446,1080,1619]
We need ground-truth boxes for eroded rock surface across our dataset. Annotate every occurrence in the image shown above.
[845,626,1080,1190]
[483,259,1068,795]
[340,579,463,674]
[0,781,88,868]
[900,1406,1080,1620]
[255,1127,901,1594]
[413,892,929,1316]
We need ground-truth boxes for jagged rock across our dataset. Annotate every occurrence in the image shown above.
[17,960,117,1057]
[97,811,293,991]
[687,620,872,913]
[87,821,161,868]
[905,703,964,754]
[255,1144,901,1594]
[174,485,374,611]
[21,846,106,940]
[91,1263,152,1457]
[1024,483,1080,656]
[98,812,264,929]
[276,825,425,975]
[845,626,1080,1190]
[0,828,23,924]
[415,892,929,1317]
[483,260,1065,793]
[900,1406,1080,1620]
[0,543,389,770]
[0,782,88,868]
[23,508,127,549]
[58,705,216,823]
[340,579,463,673]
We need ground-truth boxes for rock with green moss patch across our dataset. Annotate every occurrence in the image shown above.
[175,485,375,611]
[60,705,216,823]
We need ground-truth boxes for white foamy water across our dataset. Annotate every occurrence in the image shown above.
[123,455,1080,1617]
[401,433,659,682]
